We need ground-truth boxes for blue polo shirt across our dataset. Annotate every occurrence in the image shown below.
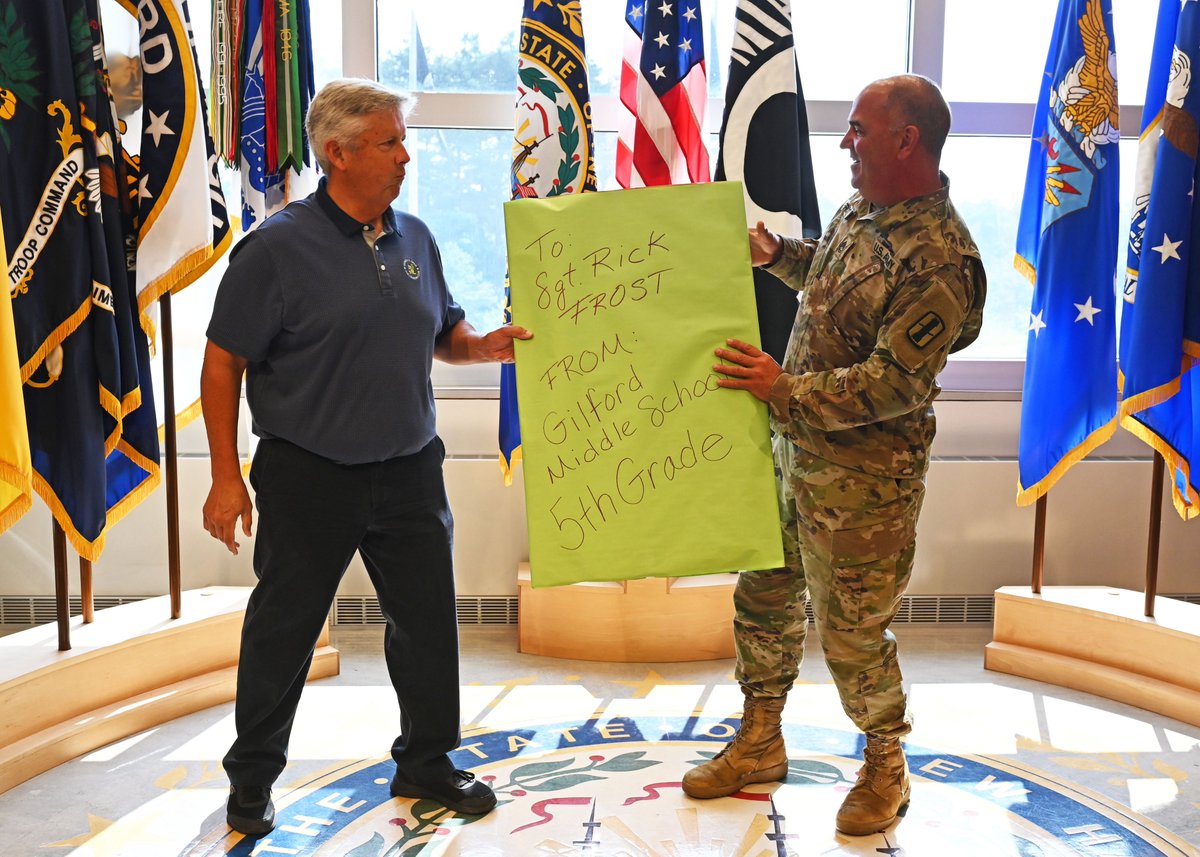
[207,180,466,464]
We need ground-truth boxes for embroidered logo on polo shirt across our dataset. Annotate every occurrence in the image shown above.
[403,259,421,279]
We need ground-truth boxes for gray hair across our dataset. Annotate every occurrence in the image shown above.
[306,78,414,173]
[877,74,952,160]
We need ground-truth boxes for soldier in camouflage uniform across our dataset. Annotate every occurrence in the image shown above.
[684,75,986,837]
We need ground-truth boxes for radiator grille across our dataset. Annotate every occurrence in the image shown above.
[455,596,519,625]
[333,596,518,626]
[331,594,999,626]
[3,593,1199,628]
[0,595,140,625]
[332,597,387,625]
[893,595,997,624]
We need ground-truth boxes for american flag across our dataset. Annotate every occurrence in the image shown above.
[616,0,711,187]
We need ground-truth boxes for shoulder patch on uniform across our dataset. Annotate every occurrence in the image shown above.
[872,237,895,269]
[882,275,967,373]
[906,311,945,348]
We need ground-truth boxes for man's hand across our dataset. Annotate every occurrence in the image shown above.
[200,340,251,555]
[713,338,782,402]
[749,221,783,267]
[203,473,253,555]
[436,321,532,364]
[475,324,532,363]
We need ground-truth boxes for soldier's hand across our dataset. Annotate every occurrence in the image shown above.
[749,222,783,267]
[713,338,782,402]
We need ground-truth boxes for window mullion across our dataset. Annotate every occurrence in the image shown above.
[909,0,946,84]
[343,0,377,80]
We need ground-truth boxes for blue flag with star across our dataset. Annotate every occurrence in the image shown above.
[1119,0,1200,520]
[1015,0,1120,505]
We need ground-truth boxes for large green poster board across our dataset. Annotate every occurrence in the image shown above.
[504,182,784,587]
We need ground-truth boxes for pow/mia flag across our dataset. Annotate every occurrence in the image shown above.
[715,0,820,364]
[1,0,160,558]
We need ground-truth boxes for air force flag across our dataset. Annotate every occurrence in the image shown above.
[1015,0,1120,505]
[1119,0,1200,519]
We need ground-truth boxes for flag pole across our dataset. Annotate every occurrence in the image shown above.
[707,9,720,96]
[52,521,70,651]
[1031,494,1047,594]
[1144,452,1165,618]
[80,558,93,622]
[409,10,417,89]
[161,292,183,620]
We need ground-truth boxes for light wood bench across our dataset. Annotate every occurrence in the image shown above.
[986,585,1200,728]
[517,563,737,662]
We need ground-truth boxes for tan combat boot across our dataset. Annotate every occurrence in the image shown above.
[681,691,788,799]
[836,734,910,836]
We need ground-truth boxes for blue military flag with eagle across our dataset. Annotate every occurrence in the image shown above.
[1,0,161,558]
[98,0,235,437]
[1015,0,1120,505]
[110,0,233,338]
[1119,0,1200,520]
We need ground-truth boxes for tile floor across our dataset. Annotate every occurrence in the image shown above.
[1,624,1198,856]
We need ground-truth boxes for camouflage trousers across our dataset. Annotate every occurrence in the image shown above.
[734,436,924,738]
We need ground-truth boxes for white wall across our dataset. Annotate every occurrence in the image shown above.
[1,397,1197,598]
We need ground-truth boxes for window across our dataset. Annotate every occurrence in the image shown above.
[377,4,518,95]
[789,2,910,101]
[943,0,1156,107]
[941,0,1058,104]
[359,0,1157,391]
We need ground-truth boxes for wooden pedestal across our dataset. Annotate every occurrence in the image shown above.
[984,586,1200,727]
[0,586,339,795]
[517,563,737,662]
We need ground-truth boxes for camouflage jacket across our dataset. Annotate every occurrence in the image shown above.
[765,175,986,480]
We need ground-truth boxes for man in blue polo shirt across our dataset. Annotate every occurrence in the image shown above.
[200,78,531,836]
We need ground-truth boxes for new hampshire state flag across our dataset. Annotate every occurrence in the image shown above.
[1119,0,1200,520]
[1015,0,1120,505]
[500,0,596,484]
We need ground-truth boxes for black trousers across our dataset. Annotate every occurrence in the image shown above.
[223,437,461,787]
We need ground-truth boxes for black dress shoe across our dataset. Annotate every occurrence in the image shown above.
[389,768,497,816]
[227,785,276,835]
